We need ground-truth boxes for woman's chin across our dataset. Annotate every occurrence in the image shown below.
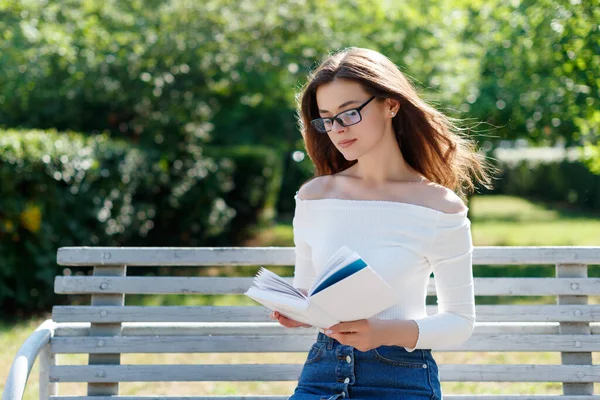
[342,153,359,161]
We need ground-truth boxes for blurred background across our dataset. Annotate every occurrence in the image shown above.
[0,0,599,396]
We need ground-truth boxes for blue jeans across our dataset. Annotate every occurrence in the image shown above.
[289,332,442,400]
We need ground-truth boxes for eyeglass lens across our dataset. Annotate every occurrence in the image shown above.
[313,109,361,133]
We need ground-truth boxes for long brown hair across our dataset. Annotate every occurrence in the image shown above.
[295,47,496,199]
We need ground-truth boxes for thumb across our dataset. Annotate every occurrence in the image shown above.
[332,320,363,333]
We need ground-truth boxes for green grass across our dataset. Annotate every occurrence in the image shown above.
[2,194,600,398]
[470,195,600,246]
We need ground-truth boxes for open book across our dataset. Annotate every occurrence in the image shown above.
[244,245,398,329]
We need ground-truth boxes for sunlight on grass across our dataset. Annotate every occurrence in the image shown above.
[469,195,600,246]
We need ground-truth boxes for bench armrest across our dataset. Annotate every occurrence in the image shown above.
[2,319,56,400]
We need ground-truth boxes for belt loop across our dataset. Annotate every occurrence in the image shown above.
[327,335,334,350]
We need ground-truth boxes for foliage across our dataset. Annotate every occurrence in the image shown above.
[0,0,598,315]
[0,129,281,317]
[484,146,600,211]
[463,0,599,147]
[203,145,285,244]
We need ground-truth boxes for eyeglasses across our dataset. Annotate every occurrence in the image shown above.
[310,96,376,133]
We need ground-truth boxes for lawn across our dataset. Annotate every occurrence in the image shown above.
[469,195,600,246]
[2,194,600,398]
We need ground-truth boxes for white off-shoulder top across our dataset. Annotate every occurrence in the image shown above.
[292,192,476,352]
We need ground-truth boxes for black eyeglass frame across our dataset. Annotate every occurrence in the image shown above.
[310,95,377,133]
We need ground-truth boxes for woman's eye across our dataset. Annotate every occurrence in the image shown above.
[341,110,358,120]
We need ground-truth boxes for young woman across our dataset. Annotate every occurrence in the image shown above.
[270,47,495,400]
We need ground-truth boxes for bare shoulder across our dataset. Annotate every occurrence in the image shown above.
[296,176,333,200]
[422,182,468,214]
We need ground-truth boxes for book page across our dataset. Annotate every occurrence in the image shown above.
[253,267,307,299]
[311,245,358,293]
[245,287,338,328]
[310,257,367,296]
[309,266,398,322]
[246,287,309,310]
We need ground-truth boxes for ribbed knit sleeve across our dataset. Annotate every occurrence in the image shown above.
[291,202,316,292]
[403,212,476,352]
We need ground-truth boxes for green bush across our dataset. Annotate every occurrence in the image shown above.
[483,147,600,211]
[203,145,285,244]
[277,149,317,217]
[0,130,286,318]
[0,129,283,318]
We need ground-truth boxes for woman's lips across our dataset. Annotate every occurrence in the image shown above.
[339,139,357,148]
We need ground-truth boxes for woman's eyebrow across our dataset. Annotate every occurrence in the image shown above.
[318,100,360,114]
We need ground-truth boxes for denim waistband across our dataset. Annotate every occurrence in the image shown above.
[315,331,432,354]
[316,331,336,343]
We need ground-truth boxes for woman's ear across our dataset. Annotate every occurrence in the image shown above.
[386,98,400,117]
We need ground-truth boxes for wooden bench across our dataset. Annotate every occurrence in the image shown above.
[3,246,600,400]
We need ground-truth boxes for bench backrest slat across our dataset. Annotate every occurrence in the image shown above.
[51,304,600,323]
[50,333,600,353]
[54,276,600,296]
[56,246,600,266]
[52,321,600,336]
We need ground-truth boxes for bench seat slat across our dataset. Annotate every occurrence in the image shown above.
[54,276,600,296]
[49,364,600,383]
[52,305,600,323]
[49,396,600,400]
[50,334,600,353]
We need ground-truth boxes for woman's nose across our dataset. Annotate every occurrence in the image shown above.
[331,119,346,133]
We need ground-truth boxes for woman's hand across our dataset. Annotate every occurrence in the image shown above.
[322,318,417,352]
[269,310,312,328]
[269,287,312,328]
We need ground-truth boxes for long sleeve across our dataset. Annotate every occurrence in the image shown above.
[404,212,476,352]
[291,203,316,292]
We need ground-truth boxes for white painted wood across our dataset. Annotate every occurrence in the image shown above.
[48,396,600,400]
[49,364,600,383]
[39,246,600,396]
[2,320,55,400]
[39,343,58,400]
[54,276,600,296]
[52,321,600,337]
[56,246,600,266]
[54,322,319,337]
[557,263,593,396]
[51,305,600,323]
[57,247,292,267]
[87,265,125,397]
[50,333,600,353]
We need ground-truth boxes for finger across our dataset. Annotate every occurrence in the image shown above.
[277,314,303,328]
[289,319,312,328]
[329,321,361,335]
[276,314,289,324]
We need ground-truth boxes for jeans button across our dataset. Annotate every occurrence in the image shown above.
[344,377,350,384]
[346,355,351,363]
[422,363,428,368]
